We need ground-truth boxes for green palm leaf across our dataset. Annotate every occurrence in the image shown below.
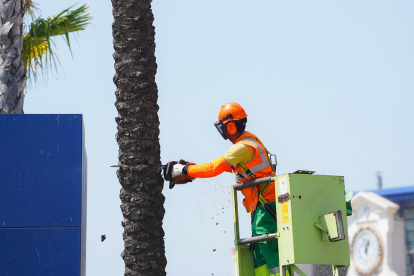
[23,4,92,81]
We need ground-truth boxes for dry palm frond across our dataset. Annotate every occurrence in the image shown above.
[23,0,35,13]
[23,0,39,21]
[23,4,92,82]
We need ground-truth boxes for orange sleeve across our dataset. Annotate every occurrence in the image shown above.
[187,156,232,178]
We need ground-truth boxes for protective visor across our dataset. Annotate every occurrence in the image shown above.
[214,121,228,140]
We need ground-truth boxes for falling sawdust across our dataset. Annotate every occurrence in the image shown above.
[188,178,234,264]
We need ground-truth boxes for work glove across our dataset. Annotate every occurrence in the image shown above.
[172,164,186,178]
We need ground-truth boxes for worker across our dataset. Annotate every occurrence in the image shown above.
[172,102,279,276]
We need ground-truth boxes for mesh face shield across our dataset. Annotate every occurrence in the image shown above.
[214,121,228,140]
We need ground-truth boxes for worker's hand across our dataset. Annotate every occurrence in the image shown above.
[172,164,185,178]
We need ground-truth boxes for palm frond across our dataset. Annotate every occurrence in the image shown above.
[23,0,36,14]
[23,0,40,22]
[23,4,92,82]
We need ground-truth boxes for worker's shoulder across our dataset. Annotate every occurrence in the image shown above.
[240,131,266,147]
[225,143,254,157]
[229,142,251,151]
[224,143,254,165]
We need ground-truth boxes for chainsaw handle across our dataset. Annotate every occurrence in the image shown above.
[163,160,196,189]
[163,161,178,189]
[169,177,178,189]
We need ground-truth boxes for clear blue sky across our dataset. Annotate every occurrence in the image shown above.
[25,0,414,275]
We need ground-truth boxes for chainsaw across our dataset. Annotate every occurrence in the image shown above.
[162,159,196,189]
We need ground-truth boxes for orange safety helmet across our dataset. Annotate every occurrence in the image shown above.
[214,103,248,140]
[217,102,248,123]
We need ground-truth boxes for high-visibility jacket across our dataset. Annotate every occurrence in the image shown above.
[186,131,275,213]
[232,131,275,213]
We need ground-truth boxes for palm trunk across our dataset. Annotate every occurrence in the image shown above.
[112,0,166,275]
[0,0,25,114]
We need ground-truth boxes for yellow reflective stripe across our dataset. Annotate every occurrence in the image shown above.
[259,182,272,204]
[234,163,248,178]
[260,182,271,194]
[259,194,267,206]
[238,163,257,179]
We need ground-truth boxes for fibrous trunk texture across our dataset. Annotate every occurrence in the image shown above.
[112,0,166,275]
[0,0,25,114]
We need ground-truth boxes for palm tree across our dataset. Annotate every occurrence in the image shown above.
[0,1,91,114]
[112,0,167,275]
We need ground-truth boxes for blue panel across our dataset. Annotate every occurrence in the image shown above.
[355,185,414,204]
[0,115,82,227]
[0,228,81,276]
[370,186,414,197]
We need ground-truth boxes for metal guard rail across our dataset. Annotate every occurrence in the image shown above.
[233,176,278,245]
[237,233,278,245]
[232,176,277,191]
